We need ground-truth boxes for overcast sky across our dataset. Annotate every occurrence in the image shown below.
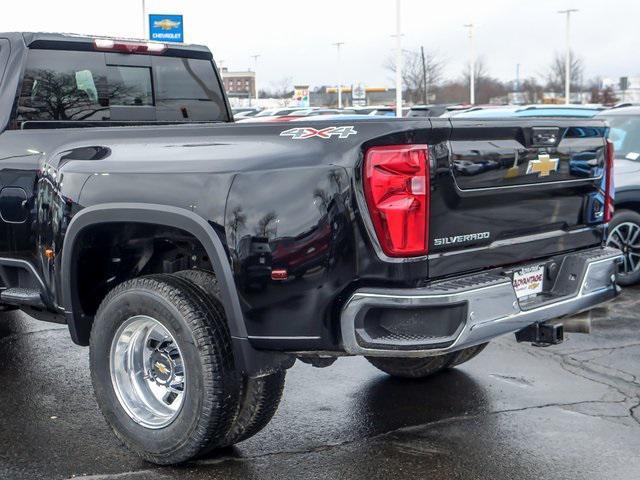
[1,0,638,89]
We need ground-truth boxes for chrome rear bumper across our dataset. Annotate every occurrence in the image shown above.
[340,247,622,357]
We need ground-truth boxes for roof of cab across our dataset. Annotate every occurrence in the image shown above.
[12,32,212,60]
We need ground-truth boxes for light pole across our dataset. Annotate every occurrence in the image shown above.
[395,0,402,117]
[251,54,260,104]
[464,23,475,105]
[141,0,147,39]
[558,9,578,105]
[333,42,345,108]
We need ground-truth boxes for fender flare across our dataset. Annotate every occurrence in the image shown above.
[615,188,640,208]
[60,203,247,345]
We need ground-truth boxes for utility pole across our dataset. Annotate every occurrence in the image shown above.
[558,9,578,105]
[251,54,260,106]
[141,0,147,39]
[395,0,403,117]
[464,23,475,105]
[516,63,520,92]
[333,42,345,108]
[420,46,428,105]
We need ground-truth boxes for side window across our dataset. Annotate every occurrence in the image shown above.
[107,65,153,106]
[17,50,109,122]
[153,57,226,121]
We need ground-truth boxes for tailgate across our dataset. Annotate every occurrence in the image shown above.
[428,118,607,278]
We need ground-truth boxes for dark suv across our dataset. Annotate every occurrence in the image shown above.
[597,107,640,284]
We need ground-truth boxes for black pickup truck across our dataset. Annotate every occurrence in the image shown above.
[0,33,622,464]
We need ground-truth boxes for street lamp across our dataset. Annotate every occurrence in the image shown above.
[251,54,260,104]
[141,0,147,39]
[332,42,345,109]
[558,9,578,105]
[463,23,475,105]
[394,0,402,117]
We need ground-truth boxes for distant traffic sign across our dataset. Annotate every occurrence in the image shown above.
[149,14,184,43]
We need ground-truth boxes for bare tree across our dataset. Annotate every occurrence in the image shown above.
[587,77,618,105]
[255,211,278,238]
[385,48,445,104]
[460,58,508,104]
[546,50,584,93]
[259,77,294,99]
[228,206,247,248]
[520,77,544,104]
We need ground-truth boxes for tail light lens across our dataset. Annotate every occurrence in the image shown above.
[363,145,429,257]
[604,139,615,223]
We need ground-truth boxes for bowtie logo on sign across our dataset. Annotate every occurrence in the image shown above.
[280,126,358,140]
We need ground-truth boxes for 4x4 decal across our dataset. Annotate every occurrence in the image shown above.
[280,125,358,140]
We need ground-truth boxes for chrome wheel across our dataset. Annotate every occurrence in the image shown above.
[607,221,640,277]
[110,315,186,429]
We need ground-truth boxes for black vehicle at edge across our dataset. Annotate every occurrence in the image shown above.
[0,33,622,464]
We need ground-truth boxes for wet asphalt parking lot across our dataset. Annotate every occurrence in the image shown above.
[1,287,640,480]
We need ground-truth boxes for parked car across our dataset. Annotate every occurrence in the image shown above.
[232,107,261,118]
[407,104,451,117]
[0,32,621,466]
[596,106,640,284]
[449,105,604,119]
[286,108,344,116]
[255,106,312,117]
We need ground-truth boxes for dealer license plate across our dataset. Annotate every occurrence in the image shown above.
[512,265,544,299]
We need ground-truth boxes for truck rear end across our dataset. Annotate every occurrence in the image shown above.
[341,117,620,356]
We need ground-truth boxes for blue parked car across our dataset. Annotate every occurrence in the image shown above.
[449,105,603,119]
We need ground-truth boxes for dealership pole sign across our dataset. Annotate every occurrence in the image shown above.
[149,14,184,43]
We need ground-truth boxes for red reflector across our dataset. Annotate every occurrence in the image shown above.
[93,39,167,54]
[271,269,289,281]
[363,145,429,257]
[604,139,615,223]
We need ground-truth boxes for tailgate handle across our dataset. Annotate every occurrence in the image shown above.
[530,127,560,147]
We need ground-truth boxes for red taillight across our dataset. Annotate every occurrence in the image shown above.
[604,139,615,223]
[363,145,429,257]
[93,39,167,54]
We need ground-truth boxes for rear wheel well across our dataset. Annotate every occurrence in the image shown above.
[73,222,215,340]
[615,201,640,214]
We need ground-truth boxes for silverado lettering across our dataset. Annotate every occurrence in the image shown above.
[433,231,491,246]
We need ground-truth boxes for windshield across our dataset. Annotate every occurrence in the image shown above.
[601,115,640,160]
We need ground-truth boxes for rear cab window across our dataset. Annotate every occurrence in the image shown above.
[15,48,228,127]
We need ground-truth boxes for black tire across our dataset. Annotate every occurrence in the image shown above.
[606,210,640,286]
[446,342,488,368]
[366,353,454,379]
[366,344,488,379]
[175,269,285,445]
[90,274,240,465]
[174,268,220,297]
[224,370,286,444]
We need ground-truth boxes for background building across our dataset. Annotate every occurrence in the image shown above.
[220,68,256,99]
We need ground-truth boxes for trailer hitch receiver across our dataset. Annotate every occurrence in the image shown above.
[515,322,564,347]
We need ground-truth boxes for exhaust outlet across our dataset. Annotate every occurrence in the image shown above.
[552,311,592,334]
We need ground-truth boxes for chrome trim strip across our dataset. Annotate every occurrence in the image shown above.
[247,335,322,341]
[428,227,598,259]
[454,176,603,193]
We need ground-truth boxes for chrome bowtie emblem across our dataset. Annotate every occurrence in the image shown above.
[527,154,559,177]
